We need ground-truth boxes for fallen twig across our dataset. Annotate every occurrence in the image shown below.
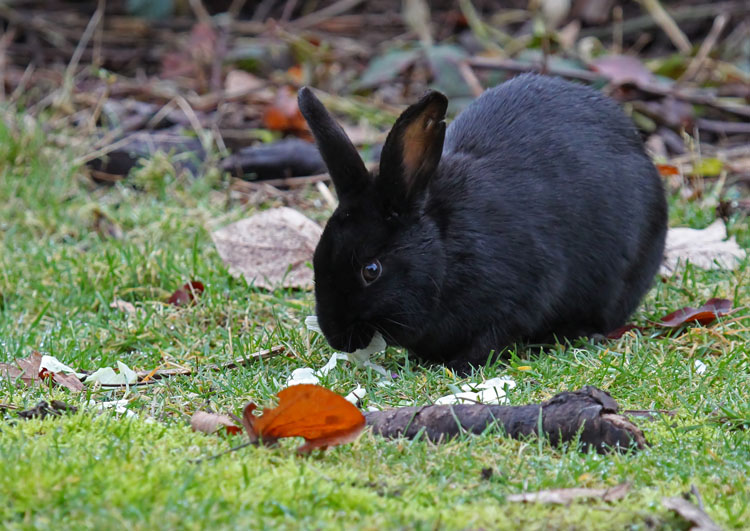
[136,345,286,382]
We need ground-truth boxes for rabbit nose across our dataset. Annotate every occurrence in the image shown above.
[326,324,374,353]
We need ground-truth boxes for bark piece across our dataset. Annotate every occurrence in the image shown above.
[365,386,646,453]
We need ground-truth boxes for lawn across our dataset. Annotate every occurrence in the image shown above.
[0,113,748,530]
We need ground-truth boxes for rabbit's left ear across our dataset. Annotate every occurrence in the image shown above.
[377,91,448,211]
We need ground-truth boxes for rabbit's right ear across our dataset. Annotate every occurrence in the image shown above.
[298,87,369,199]
[377,91,448,213]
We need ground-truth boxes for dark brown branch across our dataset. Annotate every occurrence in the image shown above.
[365,386,647,453]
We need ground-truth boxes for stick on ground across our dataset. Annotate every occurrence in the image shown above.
[365,386,647,453]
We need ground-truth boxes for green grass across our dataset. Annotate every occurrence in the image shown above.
[1,115,749,530]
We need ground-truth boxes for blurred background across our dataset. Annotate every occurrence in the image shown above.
[1,0,748,214]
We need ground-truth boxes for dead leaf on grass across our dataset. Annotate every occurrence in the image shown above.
[658,298,732,328]
[167,280,205,306]
[191,411,242,436]
[662,496,721,531]
[211,207,322,290]
[110,299,137,315]
[507,482,631,504]
[241,384,366,453]
[44,371,84,393]
[0,351,43,386]
[607,298,733,339]
[661,220,746,275]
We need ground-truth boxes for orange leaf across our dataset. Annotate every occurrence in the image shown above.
[262,86,309,136]
[656,164,680,176]
[242,384,366,453]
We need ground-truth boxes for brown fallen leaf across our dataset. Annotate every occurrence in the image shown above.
[41,371,84,393]
[607,298,733,339]
[167,280,205,307]
[661,220,746,275]
[0,351,43,386]
[191,411,242,436]
[211,207,322,290]
[662,496,721,531]
[507,482,631,504]
[241,384,366,453]
[658,298,732,328]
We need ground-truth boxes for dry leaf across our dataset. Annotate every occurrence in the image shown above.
[211,207,322,290]
[47,372,84,393]
[590,55,655,86]
[661,220,746,275]
[224,70,264,97]
[167,280,205,306]
[191,411,242,435]
[608,298,732,339]
[110,299,137,315]
[241,384,366,453]
[262,85,309,136]
[658,298,732,328]
[507,483,631,504]
[662,497,721,531]
[0,351,43,386]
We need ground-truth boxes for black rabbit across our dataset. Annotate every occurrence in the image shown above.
[298,74,667,371]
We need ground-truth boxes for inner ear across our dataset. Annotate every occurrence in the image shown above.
[378,91,448,205]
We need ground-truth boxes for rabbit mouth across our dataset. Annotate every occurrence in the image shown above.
[325,324,375,353]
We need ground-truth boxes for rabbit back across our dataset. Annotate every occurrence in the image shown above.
[414,74,667,365]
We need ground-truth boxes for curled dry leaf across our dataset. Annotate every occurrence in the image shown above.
[607,298,733,339]
[211,207,322,290]
[241,384,366,453]
[658,298,732,328]
[167,280,205,306]
[191,411,242,436]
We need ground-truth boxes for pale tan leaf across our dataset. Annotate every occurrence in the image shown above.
[110,299,137,315]
[224,70,264,97]
[211,207,322,290]
[507,483,630,504]
[661,220,746,275]
[191,411,241,435]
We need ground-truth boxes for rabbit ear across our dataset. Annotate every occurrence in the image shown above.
[298,87,369,199]
[377,91,448,211]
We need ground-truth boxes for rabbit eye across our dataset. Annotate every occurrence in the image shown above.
[361,260,382,284]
